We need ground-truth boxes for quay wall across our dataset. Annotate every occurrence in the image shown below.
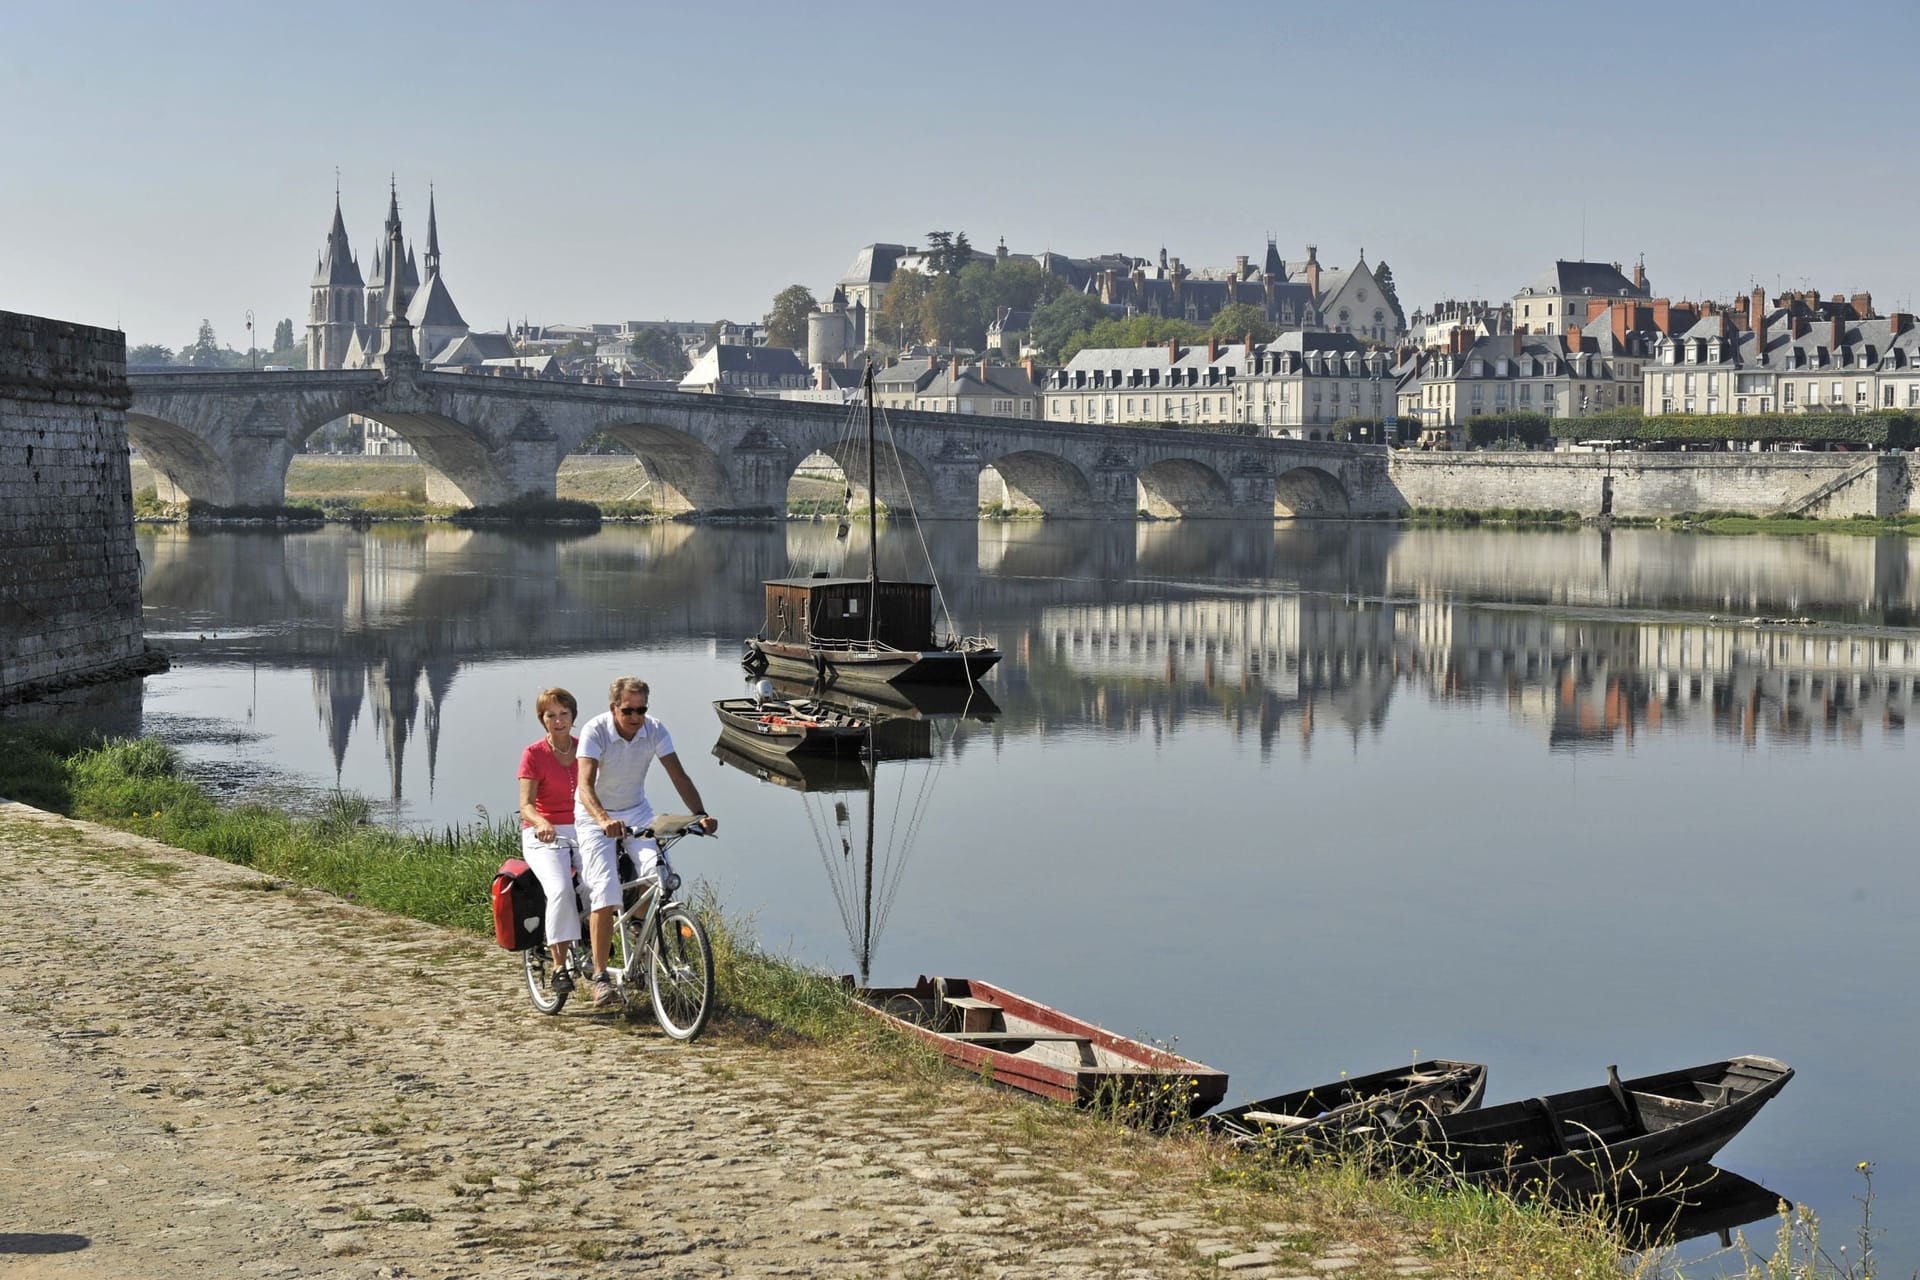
[1384,451,1909,518]
[0,310,157,704]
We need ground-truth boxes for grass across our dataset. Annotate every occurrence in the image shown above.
[0,726,1883,1278]
[1408,506,1584,527]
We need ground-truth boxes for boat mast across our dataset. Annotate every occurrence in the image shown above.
[861,745,875,985]
[864,361,878,645]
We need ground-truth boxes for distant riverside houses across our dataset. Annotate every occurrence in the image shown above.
[829,238,1406,350]
[1396,306,1658,430]
[1644,289,1920,416]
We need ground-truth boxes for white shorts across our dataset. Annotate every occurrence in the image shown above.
[519,824,582,945]
[575,804,661,912]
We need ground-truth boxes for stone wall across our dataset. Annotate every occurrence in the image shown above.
[1386,451,1905,519]
[1,310,161,704]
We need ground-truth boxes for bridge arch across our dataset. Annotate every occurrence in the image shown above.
[1137,458,1233,518]
[126,412,236,505]
[1274,465,1352,518]
[816,439,938,517]
[355,409,553,507]
[982,450,1095,517]
[594,420,734,514]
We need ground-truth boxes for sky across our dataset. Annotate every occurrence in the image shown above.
[5,0,1920,351]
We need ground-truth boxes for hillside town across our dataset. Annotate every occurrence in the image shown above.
[215,183,1915,455]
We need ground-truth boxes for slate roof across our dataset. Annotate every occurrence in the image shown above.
[313,199,364,288]
[838,244,908,286]
[407,271,468,331]
[1518,260,1647,299]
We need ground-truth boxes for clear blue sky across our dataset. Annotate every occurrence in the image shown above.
[5,0,1917,350]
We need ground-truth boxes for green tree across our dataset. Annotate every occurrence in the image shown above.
[1208,303,1277,345]
[272,318,294,351]
[128,343,174,367]
[763,284,817,351]
[920,274,975,348]
[181,319,243,368]
[629,327,690,377]
[1374,261,1404,326]
[1026,291,1109,361]
[879,270,931,348]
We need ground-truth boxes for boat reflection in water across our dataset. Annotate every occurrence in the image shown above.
[1612,1166,1787,1252]
[710,679,998,985]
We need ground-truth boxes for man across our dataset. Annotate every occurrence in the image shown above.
[575,676,717,1008]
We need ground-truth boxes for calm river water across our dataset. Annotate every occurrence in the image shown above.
[109,520,1920,1269]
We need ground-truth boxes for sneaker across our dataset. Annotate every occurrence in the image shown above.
[550,968,575,996]
[591,974,617,1008]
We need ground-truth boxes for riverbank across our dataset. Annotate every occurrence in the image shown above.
[0,732,1660,1279]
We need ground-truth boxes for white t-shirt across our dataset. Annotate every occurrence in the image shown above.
[577,711,677,814]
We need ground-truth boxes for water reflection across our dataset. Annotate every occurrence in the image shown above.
[709,682,998,984]
[128,524,1920,807]
[1614,1167,1785,1253]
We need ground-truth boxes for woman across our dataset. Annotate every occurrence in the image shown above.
[517,686,583,992]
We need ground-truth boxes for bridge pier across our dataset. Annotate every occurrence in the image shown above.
[225,435,299,507]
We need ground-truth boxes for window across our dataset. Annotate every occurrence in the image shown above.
[1707,373,1719,395]
[1662,398,1674,413]
[1737,398,1748,414]
[1885,386,1896,407]
[1832,381,1844,403]
[1663,373,1673,394]
[1760,397,1772,412]
[1856,381,1869,404]
[1685,373,1696,394]
[1910,386,1920,407]
[1707,398,1718,414]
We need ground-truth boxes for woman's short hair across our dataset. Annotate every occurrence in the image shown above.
[608,676,650,706]
[536,687,578,720]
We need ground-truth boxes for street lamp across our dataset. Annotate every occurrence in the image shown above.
[245,309,256,371]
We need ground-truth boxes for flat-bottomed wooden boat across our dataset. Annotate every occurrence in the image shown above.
[1393,1055,1793,1199]
[852,975,1227,1121]
[711,694,869,755]
[1208,1060,1487,1148]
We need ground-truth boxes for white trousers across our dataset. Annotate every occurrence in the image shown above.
[519,825,582,945]
[575,803,661,912]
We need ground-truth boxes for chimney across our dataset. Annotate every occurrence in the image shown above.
[978,357,988,383]
[1305,256,1321,298]
[1633,259,1646,291]
[1652,298,1671,333]
[1167,338,1180,362]
[1751,287,1768,364]
[1830,316,1845,351]
[1243,332,1254,356]
[1586,299,1607,325]
[949,355,961,381]
[1892,313,1912,338]
[1208,336,1219,362]
[1022,357,1036,381]
[1235,254,1249,278]
[816,362,830,391]
[1612,305,1631,347]
[1853,291,1874,318]
[1791,313,1809,339]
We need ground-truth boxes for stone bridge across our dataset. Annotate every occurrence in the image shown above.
[124,367,1389,518]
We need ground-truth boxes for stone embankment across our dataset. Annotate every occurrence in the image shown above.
[0,803,1451,1279]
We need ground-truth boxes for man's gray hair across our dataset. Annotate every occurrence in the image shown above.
[608,676,650,706]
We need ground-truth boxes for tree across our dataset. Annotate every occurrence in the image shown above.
[763,284,817,351]
[272,318,295,351]
[879,269,931,349]
[181,319,235,368]
[1374,261,1404,326]
[1208,303,1277,345]
[629,327,690,377]
[920,274,974,348]
[1026,291,1109,361]
[128,343,174,367]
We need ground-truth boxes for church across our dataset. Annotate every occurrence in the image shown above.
[305,184,513,370]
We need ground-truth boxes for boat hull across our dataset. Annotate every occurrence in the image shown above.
[711,698,868,756]
[1208,1060,1487,1148]
[1401,1055,1793,1200]
[746,640,1001,689]
[851,975,1227,1123]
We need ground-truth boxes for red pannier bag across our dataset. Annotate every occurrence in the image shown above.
[491,858,547,951]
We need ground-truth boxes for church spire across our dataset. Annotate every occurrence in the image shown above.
[380,179,417,368]
[425,185,441,276]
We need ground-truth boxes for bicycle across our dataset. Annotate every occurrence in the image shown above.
[521,813,716,1040]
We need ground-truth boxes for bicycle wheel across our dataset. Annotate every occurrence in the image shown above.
[524,947,569,1015]
[646,906,714,1040]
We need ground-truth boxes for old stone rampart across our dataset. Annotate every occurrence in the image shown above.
[0,310,161,704]
[1387,450,1909,518]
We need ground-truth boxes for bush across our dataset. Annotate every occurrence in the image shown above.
[1553,410,1918,448]
[450,495,602,525]
[1464,412,1554,447]
[184,500,324,523]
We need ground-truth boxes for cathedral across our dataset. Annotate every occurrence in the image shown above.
[306,184,509,370]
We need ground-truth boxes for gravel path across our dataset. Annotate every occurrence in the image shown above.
[0,803,1445,1279]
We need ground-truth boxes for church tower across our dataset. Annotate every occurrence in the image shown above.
[377,181,419,370]
[307,192,365,370]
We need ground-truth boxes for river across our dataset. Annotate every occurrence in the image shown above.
[107,520,1920,1269]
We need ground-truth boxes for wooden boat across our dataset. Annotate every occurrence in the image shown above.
[711,693,869,755]
[760,673,1001,722]
[743,366,1000,690]
[1390,1056,1794,1199]
[1207,1060,1487,1149]
[850,975,1227,1122]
